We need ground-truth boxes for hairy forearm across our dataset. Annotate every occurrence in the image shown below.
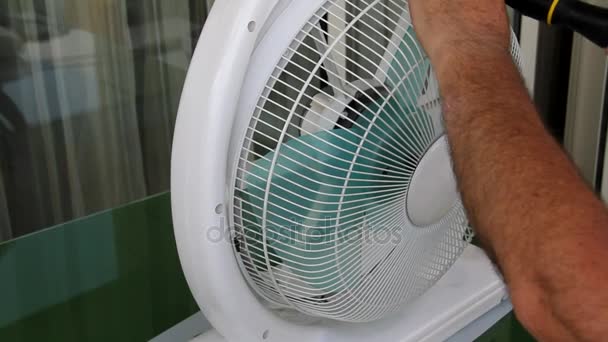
[436,47,608,341]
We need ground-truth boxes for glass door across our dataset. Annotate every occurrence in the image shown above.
[0,0,213,242]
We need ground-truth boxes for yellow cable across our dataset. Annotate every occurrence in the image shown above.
[547,0,561,25]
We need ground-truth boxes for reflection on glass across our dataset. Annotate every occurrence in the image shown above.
[0,0,212,241]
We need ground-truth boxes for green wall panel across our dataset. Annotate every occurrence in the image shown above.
[0,193,199,341]
[476,313,536,342]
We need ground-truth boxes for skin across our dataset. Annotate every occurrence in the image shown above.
[408,1,608,341]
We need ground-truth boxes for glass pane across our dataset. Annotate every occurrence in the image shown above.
[0,193,201,341]
[0,0,213,242]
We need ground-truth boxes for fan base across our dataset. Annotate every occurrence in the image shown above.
[192,245,507,342]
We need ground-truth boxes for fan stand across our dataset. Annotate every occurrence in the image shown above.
[192,245,508,342]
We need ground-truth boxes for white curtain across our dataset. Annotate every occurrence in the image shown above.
[0,0,208,240]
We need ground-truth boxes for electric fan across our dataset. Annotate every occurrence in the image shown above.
[171,0,522,341]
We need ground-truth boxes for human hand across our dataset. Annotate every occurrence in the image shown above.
[408,0,512,70]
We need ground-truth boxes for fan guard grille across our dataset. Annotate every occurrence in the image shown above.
[230,0,520,323]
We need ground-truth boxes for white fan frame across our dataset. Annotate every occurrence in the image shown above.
[171,0,509,341]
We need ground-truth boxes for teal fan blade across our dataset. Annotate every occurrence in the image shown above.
[237,26,434,294]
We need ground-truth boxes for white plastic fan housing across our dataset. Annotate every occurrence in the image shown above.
[171,0,522,341]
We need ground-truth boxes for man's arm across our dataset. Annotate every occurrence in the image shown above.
[409,1,608,340]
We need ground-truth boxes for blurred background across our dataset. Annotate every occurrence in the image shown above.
[0,0,214,241]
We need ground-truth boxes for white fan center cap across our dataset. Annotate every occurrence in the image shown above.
[406,135,459,227]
